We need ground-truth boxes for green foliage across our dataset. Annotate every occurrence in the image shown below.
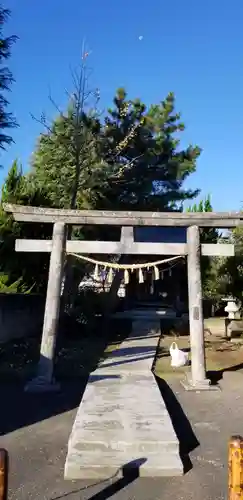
[99,89,201,211]
[218,226,243,301]
[187,195,212,213]
[2,159,24,201]
[187,197,243,303]
[31,107,102,210]
[0,273,34,293]
[202,254,229,300]
[187,195,219,243]
[197,223,243,303]
[31,88,202,213]
[0,160,52,293]
[0,7,18,151]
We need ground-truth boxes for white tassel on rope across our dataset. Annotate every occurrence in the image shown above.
[154,266,160,280]
[108,267,113,283]
[138,268,144,283]
[94,263,99,280]
[124,269,130,284]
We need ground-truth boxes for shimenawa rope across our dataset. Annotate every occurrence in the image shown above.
[68,253,184,284]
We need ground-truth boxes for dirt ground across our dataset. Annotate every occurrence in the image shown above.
[0,318,131,380]
[155,333,243,383]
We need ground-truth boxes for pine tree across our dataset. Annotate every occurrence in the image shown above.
[0,7,18,150]
[99,89,201,211]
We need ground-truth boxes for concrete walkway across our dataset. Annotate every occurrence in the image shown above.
[64,316,183,479]
[3,374,241,499]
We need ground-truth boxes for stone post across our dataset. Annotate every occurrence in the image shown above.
[25,222,66,392]
[182,225,210,390]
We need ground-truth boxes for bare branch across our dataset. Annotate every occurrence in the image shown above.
[109,153,145,180]
[30,112,52,133]
[47,87,64,117]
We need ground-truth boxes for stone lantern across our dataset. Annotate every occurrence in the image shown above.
[224,298,240,319]
[223,298,241,339]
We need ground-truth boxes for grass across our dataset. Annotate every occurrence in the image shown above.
[0,318,132,381]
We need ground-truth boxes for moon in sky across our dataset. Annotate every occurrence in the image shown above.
[138,35,143,41]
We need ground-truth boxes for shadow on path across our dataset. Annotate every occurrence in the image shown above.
[156,377,199,473]
[0,379,87,436]
[0,346,156,435]
[208,361,243,385]
[100,353,155,369]
[89,374,121,382]
[51,459,146,500]
[107,345,155,357]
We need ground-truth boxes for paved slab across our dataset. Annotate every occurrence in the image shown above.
[65,376,182,478]
[65,319,183,479]
[93,329,159,374]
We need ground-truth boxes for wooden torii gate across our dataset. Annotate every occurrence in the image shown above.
[4,204,241,392]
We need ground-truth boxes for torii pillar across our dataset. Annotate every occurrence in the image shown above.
[182,225,213,390]
[25,222,66,392]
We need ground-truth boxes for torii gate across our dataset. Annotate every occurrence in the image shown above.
[4,204,240,392]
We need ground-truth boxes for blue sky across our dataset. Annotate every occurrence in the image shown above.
[2,0,243,210]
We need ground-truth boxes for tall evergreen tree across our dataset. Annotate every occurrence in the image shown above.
[0,160,52,292]
[99,89,201,211]
[187,194,219,243]
[0,7,17,150]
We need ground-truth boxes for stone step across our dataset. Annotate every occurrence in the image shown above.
[69,438,180,454]
[65,374,182,479]
[65,450,183,479]
[112,309,177,320]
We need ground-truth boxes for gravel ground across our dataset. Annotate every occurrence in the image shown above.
[1,373,242,500]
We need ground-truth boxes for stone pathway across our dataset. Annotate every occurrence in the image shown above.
[64,318,183,479]
[2,374,240,499]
